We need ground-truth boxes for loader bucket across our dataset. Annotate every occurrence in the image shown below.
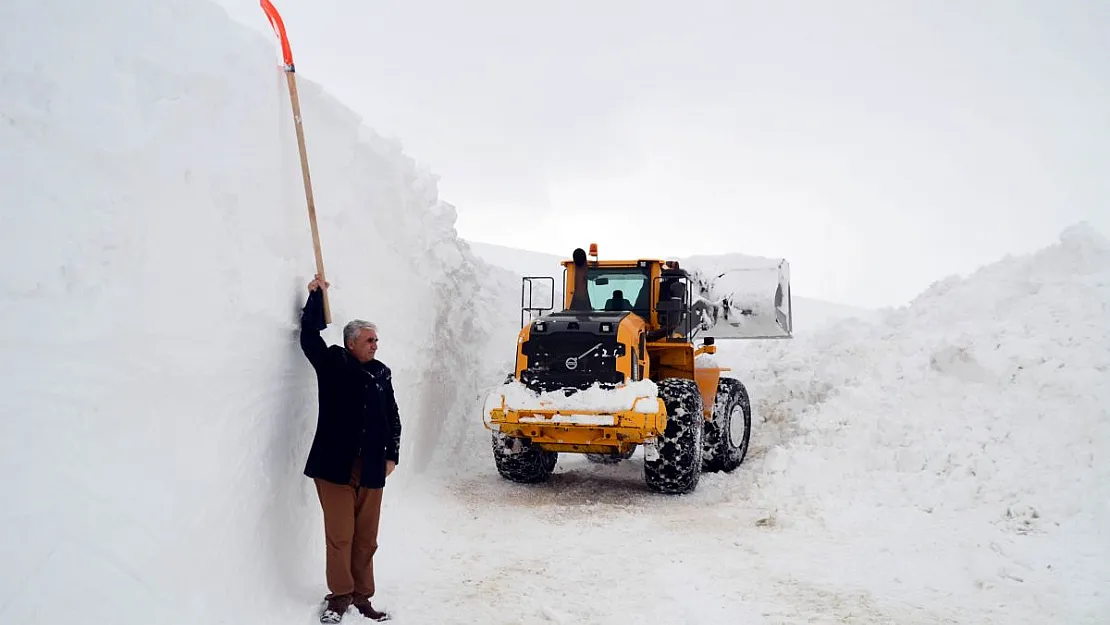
[686,257,793,339]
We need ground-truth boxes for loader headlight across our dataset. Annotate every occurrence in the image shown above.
[534,321,546,332]
[600,322,612,333]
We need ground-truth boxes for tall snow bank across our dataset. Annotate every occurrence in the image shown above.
[0,0,512,622]
[724,223,1110,621]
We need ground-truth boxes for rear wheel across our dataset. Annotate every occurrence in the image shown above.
[492,431,557,483]
[643,378,705,494]
[702,377,751,472]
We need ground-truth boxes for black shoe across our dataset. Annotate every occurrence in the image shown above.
[320,595,352,623]
[353,598,390,621]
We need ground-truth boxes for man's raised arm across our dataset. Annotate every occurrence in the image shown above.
[300,275,330,370]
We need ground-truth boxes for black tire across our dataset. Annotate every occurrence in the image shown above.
[644,378,705,494]
[702,377,752,473]
[585,447,637,464]
[492,431,557,483]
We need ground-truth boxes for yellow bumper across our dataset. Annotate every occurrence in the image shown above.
[485,396,668,454]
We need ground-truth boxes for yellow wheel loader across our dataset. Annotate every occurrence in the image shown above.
[483,244,793,494]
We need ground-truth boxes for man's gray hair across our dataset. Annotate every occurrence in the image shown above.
[343,319,378,346]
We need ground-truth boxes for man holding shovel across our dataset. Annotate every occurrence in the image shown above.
[300,274,400,623]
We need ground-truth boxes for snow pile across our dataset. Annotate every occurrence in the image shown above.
[0,0,512,622]
[747,223,1109,521]
[722,223,1109,620]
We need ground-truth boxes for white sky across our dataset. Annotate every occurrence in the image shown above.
[217,0,1109,308]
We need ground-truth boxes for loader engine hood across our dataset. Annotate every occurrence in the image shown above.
[520,311,630,393]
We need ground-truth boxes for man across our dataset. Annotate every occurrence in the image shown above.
[299,273,401,623]
[604,289,632,312]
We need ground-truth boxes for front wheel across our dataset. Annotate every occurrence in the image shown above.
[491,431,557,483]
[643,378,705,494]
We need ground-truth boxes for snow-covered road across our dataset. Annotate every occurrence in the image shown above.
[370,453,1052,625]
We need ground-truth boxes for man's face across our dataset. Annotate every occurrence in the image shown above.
[348,328,378,363]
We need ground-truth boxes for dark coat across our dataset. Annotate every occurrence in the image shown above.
[299,288,401,489]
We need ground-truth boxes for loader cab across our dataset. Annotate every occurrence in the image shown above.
[559,260,644,317]
[515,245,704,342]
[556,255,695,339]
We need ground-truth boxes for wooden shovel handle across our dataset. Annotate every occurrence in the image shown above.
[261,0,331,325]
[285,71,331,324]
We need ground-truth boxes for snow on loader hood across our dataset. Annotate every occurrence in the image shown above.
[486,379,661,420]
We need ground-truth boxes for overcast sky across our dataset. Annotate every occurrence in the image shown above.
[217,0,1109,308]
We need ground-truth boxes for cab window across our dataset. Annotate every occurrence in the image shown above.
[586,268,650,313]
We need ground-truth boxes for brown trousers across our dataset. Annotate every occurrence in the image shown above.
[314,457,384,600]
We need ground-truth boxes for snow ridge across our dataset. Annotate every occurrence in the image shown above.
[726,222,1109,621]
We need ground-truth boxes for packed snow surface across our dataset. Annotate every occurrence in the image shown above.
[2,0,1108,623]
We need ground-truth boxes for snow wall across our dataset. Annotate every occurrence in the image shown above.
[0,0,516,622]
